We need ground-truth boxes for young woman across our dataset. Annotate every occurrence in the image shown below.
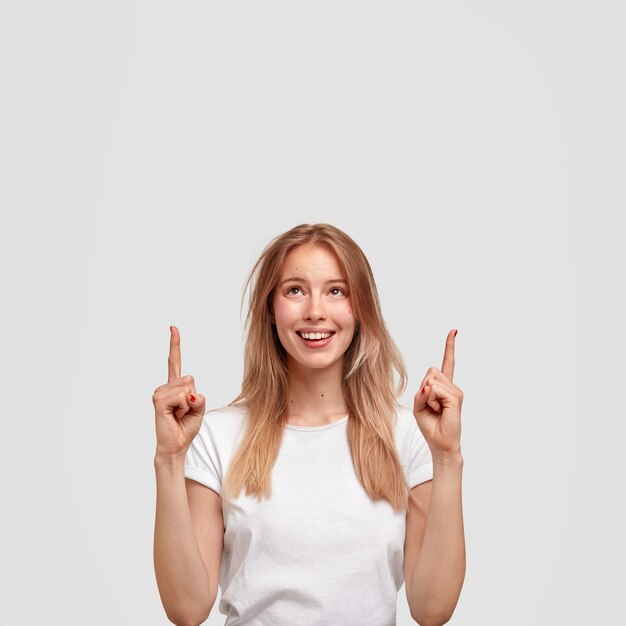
[153,223,466,626]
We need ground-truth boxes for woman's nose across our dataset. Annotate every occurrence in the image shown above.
[305,294,326,319]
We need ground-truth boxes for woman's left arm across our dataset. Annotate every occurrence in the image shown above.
[407,329,466,626]
[407,452,465,626]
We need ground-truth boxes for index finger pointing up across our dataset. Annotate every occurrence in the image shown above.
[441,329,457,382]
[168,325,182,383]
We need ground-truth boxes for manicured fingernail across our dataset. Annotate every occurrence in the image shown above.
[421,386,426,394]
[189,394,196,402]
[454,329,458,337]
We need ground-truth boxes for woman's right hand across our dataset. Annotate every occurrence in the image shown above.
[152,325,206,461]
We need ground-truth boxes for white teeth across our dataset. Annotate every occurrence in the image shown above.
[299,331,333,340]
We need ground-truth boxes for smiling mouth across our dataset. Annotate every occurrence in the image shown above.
[295,331,336,347]
[295,331,336,340]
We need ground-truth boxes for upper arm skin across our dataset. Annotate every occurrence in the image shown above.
[185,478,225,613]
[404,479,433,598]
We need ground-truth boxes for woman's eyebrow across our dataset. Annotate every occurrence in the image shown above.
[280,277,347,286]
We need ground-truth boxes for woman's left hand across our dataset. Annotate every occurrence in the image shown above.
[413,329,464,459]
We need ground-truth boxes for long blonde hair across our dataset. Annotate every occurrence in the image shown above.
[223,223,417,512]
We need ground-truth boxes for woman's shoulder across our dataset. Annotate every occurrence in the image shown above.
[199,400,249,435]
[205,399,248,417]
[392,402,418,435]
[393,402,414,421]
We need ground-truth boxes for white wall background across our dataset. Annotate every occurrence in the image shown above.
[1,1,623,624]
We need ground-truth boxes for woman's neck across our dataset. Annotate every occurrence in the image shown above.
[284,359,347,424]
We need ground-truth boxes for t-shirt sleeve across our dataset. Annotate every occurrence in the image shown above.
[183,415,223,496]
[407,415,433,488]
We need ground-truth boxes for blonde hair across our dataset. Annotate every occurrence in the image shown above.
[222,223,417,512]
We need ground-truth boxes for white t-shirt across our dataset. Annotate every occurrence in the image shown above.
[184,401,433,626]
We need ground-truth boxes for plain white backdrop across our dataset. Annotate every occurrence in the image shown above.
[1,1,624,624]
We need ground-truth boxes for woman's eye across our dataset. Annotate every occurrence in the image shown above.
[286,287,346,296]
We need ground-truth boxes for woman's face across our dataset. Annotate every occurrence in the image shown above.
[271,243,356,371]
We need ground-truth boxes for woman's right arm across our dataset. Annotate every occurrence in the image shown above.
[152,326,220,625]
[153,452,214,626]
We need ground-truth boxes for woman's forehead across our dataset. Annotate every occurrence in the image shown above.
[281,245,343,278]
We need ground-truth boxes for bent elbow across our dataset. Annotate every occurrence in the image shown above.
[411,611,453,626]
[166,605,213,626]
